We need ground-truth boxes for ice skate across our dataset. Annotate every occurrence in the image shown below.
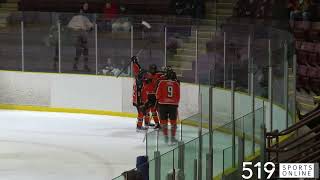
[169,137,179,146]
[154,123,161,130]
[145,122,155,128]
[136,125,148,132]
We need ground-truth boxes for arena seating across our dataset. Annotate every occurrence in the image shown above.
[288,1,320,95]
[296,41,320,94]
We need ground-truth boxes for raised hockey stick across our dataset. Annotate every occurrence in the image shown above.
[116,21,152,78]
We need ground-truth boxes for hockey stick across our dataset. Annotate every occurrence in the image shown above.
[116,21,152,78]
[142,130,147,142]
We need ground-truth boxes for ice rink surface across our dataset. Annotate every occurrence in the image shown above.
[0,110,145,180]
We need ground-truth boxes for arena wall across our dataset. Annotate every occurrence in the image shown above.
[0,71,199,119]
[0,70,291,131]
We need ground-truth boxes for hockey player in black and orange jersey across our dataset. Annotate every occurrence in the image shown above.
[132,56,149,131]
[142,64,165,129]
[155,68,180,144]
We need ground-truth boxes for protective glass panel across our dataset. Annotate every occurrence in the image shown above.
[159,151,174,180]
[166,25,195,83]
[235,90,251,120]
[133,22,164,73]
[242,113,254,156]
[146,130,159,160]
[97,14,131,77]
[271,42,286,132]
[200,132,210,180]
[24,12,56,72]
[254,107,265,148]
[112,175,125,180]
[197,28,217,85]
[222,146,233,175]
[0,12,22,71]
[212,86,232,126]
[60,12,95,74]
[287,41,295,127]
[173,148,180,176]
[149,158,156,180]
[146,128,183,159]
[183,137,198,180]
[180,115,201,142]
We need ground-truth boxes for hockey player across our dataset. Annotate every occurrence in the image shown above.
[132,56,148,131]
[155,68,180,144]
[143,64,165,129]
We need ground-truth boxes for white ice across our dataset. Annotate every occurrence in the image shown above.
[0,110,145,180]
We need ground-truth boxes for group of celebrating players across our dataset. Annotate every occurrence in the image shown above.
[131,56,180,144]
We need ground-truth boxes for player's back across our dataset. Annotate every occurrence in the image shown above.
[156,80,180,106]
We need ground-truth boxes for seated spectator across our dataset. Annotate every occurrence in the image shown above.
[101,58,118,75]
[99,0,131,32]
[289,0,313,27]
[117,59,130,76]
[112,18,131,32]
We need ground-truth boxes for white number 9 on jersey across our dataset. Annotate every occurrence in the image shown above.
[167,86,173,97]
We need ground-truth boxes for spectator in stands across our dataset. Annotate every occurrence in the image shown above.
[289,0,313,28]
[117,59,130,76]
[256,0,272,19]
[100,0,130,32]
[100,58,121,76]
[80,2,89,14]
[74,31,90,72]
[103,0,119,21]
[197,38,224,85]
[166,33,183,56]
[80,1,94,21]
[233,0,258,18]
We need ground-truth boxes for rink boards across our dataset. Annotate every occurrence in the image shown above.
[0,70,292,132]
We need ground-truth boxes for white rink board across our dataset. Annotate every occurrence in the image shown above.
[0,72,51,106]
[0,71,199,118]
[0,71,290,131]
[50,74,123,111]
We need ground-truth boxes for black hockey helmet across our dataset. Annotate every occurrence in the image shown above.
[149,64,157,74]
[165,66,177,80]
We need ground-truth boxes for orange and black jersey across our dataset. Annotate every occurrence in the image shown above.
[133,80,143,106]
[156,80,180,106]
[143,72,165,95]
[132,62,141,77]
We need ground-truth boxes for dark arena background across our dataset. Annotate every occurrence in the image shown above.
[0,0,319,180]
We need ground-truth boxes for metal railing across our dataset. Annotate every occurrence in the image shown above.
[266,102,320,177]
